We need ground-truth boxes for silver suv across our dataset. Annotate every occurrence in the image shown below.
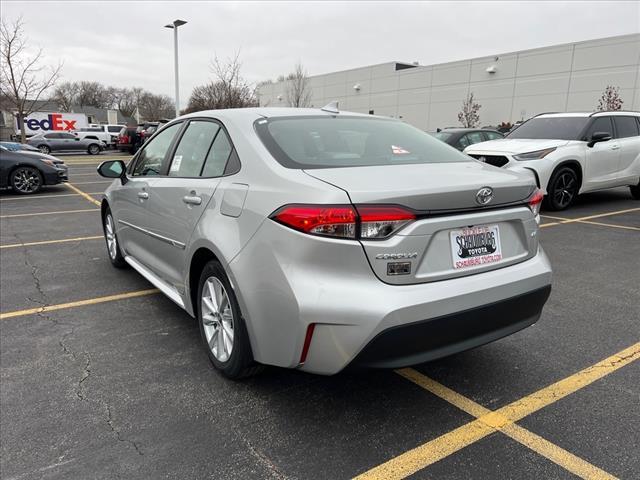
[97,108,552,378]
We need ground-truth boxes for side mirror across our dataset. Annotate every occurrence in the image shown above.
[97,160,126,182]
[587,131,611,148]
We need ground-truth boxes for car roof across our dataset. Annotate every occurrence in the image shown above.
[537,111,640,118]
[440,128,499,133]
[180,107,386,123]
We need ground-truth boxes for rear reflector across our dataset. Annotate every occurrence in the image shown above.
[270,204,415,240]
[528,189,544,217]
[299,323,316,364]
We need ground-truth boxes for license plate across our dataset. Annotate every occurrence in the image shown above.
[450,224,503,270]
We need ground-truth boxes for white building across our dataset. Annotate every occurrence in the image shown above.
[257,34,640,130]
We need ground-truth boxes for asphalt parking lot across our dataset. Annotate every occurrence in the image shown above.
[1,155,638,480]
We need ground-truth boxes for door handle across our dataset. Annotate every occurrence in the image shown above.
[610,145,620,150]
[137,192,149,199]
[182,195,202,205]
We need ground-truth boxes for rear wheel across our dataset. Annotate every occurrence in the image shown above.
[87,143,101,155]
[10,167,43,194]
[630,179,640,200]
[197,260,261,379]
[102,208,127,268]
[545,166,579,211]
[38,145,51,154]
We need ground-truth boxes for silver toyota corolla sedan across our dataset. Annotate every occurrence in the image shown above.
[97,107,552,378]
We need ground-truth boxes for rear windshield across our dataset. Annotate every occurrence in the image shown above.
[507,117,589,140]
[108,126,123,133]
[255,116,471,169]
[432,131,453,141]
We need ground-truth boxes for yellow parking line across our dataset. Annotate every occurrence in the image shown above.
[65,183,101,207]
[579,220,640,231]
[394,370,618,480]
[0,192,103,201]
[0,208,98,218]
[0,235,103,249]
[562,207,640,224]
[0,289,159,320]
[356,343,639,480]
[72,181,113,185]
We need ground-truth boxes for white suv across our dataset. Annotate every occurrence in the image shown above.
[464,112,640,210]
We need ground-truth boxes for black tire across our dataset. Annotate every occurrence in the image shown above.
[10,166,43,194]
[630,179,640,200]
[102,207,127,268]
[197,260,262,379]
[87,143,101,155]
[544,166,579,211]
[37,145,51,154]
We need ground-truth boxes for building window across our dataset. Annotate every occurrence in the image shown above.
[369,110,374,115]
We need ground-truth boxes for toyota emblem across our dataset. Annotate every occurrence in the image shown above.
[476,187,493,205]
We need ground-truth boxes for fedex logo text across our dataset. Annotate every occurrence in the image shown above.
[25,114,77,132]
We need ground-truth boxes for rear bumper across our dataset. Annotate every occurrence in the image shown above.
[229,220,553,375]
[348,285,550,369]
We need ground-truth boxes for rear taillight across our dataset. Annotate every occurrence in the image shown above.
[528,189,544,218]
[270,204,415,240]
[357,205,416,239]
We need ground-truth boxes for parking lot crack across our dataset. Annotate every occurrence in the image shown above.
[76,352,91,401]
[106,405,144,456]
[242,438,288,479]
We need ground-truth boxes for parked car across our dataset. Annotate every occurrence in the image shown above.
[116,126,142,153]
[27,132,104,155]
[0,144,68,194]
[0,141,40,152]
[464,111,640,210]
[97,107,552,379]
[73,127,113,147]
[430,128,504,151]
[88,124,127,146]
[116,122,164,154]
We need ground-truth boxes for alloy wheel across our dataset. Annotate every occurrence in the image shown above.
[12,168,42,194]
[553,171,576,209]
[105,214,118,260]
[201,276,234,362]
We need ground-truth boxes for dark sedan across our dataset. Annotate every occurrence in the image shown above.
[430,128,504,151]
[0,145,68,194]
[0,141,40,152]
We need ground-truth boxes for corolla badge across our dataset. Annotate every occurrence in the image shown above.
[475,187,493,205]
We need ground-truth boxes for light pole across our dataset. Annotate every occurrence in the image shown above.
[164,19,187,117]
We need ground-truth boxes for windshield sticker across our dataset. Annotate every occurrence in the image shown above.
[170,155,183,172]
[392,145,410,154]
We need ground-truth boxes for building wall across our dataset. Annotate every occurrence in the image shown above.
[257,34,640,130]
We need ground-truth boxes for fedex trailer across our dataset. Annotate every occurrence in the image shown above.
[17,112,88,136]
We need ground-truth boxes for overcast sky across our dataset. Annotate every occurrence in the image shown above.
[3,1,639,108]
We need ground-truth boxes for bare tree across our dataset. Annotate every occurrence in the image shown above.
[138,92,174,121]
[184,52,257,113]
[458,92,481,128]
[0,17,62,142]
[113,87,144,119]
[285,62,312,108]
[51,81,78,112]
[597,85,624,111]
[75,81,110,108]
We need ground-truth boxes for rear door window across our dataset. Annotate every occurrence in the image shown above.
[484,131,503,141]
[464,132,485,145]
[202,128,233,177]
[168,120,220,177]
[613,116,639,138]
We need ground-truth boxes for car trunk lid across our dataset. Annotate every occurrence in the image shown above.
[304,162,539,285]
